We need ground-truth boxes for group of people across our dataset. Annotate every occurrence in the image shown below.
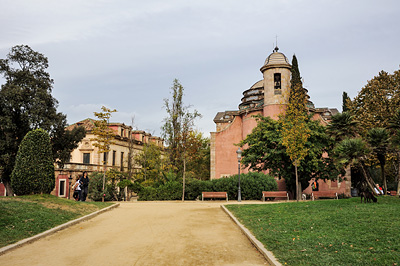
[374,183,384,195]
[72,171,90,201]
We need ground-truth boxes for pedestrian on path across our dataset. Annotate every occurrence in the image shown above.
[72,176,81,201]
[80,171,89,201]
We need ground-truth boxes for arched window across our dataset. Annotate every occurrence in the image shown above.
[274,73,281,95]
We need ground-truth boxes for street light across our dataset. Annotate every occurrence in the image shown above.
[68,175,73,199]
[236,147,242,202]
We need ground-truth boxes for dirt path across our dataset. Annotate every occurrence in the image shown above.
[2,202,270,266]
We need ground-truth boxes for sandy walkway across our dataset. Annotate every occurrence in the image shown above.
[1,201,270,266]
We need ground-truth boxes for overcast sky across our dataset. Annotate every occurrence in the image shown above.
[1,0,399,138]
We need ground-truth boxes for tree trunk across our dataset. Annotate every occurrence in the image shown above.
[295,162,299,202]
[380,161,387,194]
[182,156,186,202]
[4,180,14,196]
[397,152,400,196]
[360,162,378,196]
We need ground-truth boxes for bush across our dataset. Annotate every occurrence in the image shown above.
[89,170,126,201]
[11,129,55,195]
[136,172,277,201]
[210,172,277,200]
[137,181,182,201]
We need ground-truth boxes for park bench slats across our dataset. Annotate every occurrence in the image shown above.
[262,191,289,202]
[202,192,228,201]
[312,191,338,200]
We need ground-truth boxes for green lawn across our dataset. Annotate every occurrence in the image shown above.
[0,194,112,248]
[226,196,400,266]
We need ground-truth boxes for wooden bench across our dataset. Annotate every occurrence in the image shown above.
[312,191,338,200]
[202,192,228,201]
[388,191,397,196]
[262,191,289,202]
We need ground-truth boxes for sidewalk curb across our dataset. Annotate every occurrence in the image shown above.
[0,203,120,256]
[221,205,282,266]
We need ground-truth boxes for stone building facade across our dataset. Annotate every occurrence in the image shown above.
[210,47,350,197]
[52,118,164,198]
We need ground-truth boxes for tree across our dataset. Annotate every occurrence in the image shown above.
[280,55,310,201]
[185,131,210,180]
[161,79,201,201]
[348,68,400,131]
[91,106,117,202]
[240,116,338,196]
[388,109,400,194]
[0,45,85,195]
[342,91,351,112]
[333,138,378,195]
[11,129,55,195]
[367,128,390,194]
[326,112,359,142]
[133,142,165,184]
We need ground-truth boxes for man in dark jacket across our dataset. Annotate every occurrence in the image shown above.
[80,171,89,201]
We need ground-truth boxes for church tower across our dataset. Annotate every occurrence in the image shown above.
[260,46,291,119]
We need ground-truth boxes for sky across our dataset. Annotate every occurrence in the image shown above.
[1,0,399,138]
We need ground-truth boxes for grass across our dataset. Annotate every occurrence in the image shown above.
[226,196,400,266]
[0,194,112,248]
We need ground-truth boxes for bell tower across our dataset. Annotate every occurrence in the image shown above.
[260,46,291,119]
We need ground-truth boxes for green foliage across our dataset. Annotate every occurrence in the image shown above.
[367,128,390,193]
[134,172,277,201]
[342,91,351,112]
[89,170,126,201]
[226,197,400,266]
[0,45,85,195]
[348,68,400,131]
[11,129,55,195]
[133,142,166,183]
[136,181,183,201]
[161,79,201,176]
[240,115,338,194]
[91,106,117,157]
[326,112,359,142]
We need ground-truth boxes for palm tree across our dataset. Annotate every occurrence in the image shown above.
[334,138,378,195]
[326,112,359,141]
[367,128,390,194]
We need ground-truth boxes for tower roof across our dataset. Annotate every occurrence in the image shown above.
[260,47,291,72]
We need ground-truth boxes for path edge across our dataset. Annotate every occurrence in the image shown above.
[0,203,120,256]
[221,205,282,266]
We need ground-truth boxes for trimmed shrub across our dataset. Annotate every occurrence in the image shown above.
[11,129,55,195]
[137,181,182,201]
[133,172,277,201]
[89,171,126,201]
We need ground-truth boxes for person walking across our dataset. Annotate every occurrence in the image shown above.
[72,176,82,201]
[80,171,90,201]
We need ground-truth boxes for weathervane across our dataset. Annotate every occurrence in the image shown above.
[273,35,279,52]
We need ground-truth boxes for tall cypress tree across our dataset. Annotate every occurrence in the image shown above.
[342,91,350,112]
[281,55,310,201]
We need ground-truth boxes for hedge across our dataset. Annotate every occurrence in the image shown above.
[135,172,277,201]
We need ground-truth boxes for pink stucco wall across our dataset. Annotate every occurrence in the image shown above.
[214,116,243,178]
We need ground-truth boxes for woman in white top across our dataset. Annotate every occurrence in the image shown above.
[72,176,82,201]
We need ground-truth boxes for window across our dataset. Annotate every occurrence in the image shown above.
[112,151,116,166]
[121,128,124,137]
[83,153,90,164]
[120,152,124,171]
[103,152,109,165]
[274,73,281,95]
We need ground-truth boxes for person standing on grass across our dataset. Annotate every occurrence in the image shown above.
[80,171,89,201]
[72,176,82,201]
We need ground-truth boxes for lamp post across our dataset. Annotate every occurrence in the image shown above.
[68,174,73,199]
[236,147,242,202]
